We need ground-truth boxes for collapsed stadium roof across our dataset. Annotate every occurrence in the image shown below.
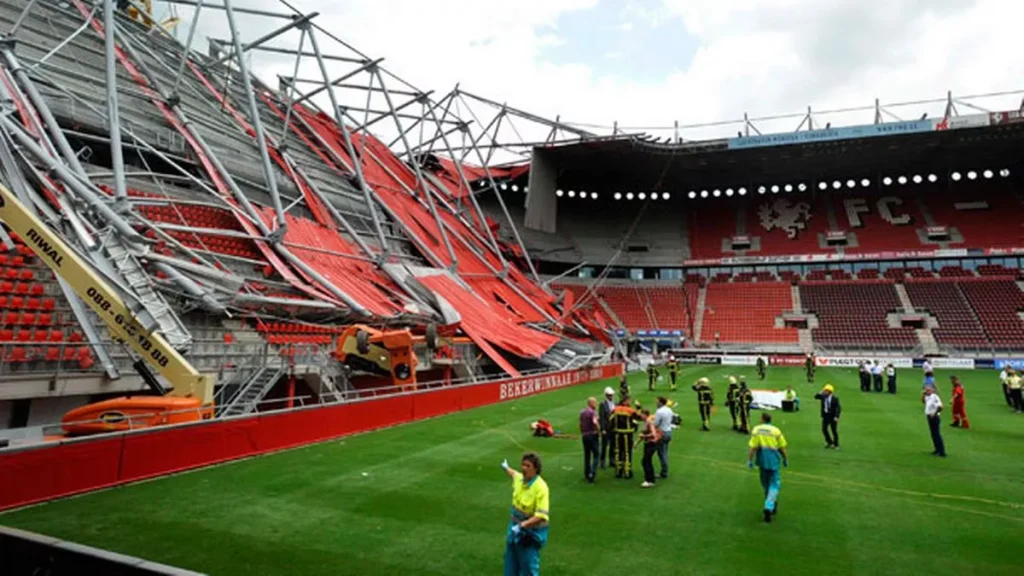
[0,0,612,379]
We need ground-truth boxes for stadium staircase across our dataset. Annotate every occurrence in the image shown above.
[692,286,707,343]
[218,366,287,417]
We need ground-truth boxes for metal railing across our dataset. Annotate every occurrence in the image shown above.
[0,361,618,451]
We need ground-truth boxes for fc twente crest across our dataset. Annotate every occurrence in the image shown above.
[758,198,812,239]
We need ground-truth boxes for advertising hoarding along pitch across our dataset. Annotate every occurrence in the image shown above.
[815,356,913,368]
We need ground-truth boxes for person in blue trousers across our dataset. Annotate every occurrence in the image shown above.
[747,412,789,523]
[501,452,550,575]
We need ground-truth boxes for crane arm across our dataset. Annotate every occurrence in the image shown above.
[0,183,213,403]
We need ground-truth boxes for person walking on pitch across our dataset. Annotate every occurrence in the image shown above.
[737,378,754,433]
[747,412,788,523]
[667,357,679,391]
[639,409,664,488]
[647,363,659,391]
[598,387,616,469]
[871,361,883,393]
[579,397,599,482]
[886,363,897,394]
[805,354,815,383]
[653,396,674,478]
[692,377,714,431]
[756,356,767,381]
[611,397,643,478]
[501,452,550,576]
[923,386,946,457]
[814,384,841,449]
[726,378,741,430]
[950,376,969,429]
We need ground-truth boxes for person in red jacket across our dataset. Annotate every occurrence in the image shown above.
[950,376,970,429]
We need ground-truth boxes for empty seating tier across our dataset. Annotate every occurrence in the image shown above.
[700,282,797,344]
[800,281,918,350]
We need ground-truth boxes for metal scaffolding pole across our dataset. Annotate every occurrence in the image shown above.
[0,43,88,178]
[373,70,458,269]
[204,11,317,70]
[306,29,389,258]
[222,0,287,236]
[102,0,128,209]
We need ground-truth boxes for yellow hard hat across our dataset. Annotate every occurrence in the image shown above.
[823,384,834,393]
[698,377,710,385]
[728,376,737,385]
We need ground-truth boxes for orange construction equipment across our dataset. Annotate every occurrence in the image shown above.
[61,396,212,436]
[334,324,437,390]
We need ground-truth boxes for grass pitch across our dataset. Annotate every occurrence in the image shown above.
[3,366,1023,575]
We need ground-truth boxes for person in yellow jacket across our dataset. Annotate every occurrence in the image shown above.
[747,412,789,523]
[610,397,644,478]
[666,357,679,391]
[501,452,550,575]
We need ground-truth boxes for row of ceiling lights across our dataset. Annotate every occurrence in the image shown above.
[504,168,1012,200]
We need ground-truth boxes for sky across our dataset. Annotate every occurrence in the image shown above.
[159,0,1024,153]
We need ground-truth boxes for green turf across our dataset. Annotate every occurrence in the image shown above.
[3,366,1023,575]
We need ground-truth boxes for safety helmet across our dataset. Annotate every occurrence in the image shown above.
[823,384,835,393]
[604,387,615,396]
[698,377,710,385]
[728,376,737,385]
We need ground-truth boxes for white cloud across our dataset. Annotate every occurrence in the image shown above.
[165,0,1024,151]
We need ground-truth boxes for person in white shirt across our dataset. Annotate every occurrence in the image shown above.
[1000,368,1013,407]
[923,386,946,457]
[871,361,883,393]
[653,397,675,479]
[885,363,897,394]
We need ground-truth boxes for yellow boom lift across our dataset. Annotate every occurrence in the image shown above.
[0,183,214,431]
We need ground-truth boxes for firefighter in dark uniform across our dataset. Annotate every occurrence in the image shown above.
[738,378,754,433]
[619,375,630,402]
[725,376,741,431]
[756,356,767,381]
[610,397,643,478]
[692,377,714,431]
[647,363,659,391]
[805,354,815,383]
[667,358,679,391]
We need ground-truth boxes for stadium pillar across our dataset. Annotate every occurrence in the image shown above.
[524,147,558,234]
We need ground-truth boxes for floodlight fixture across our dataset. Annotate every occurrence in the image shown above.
[738,187,747,196]
[951,172,961,181]
[725,188,734,197]
[897,176,908,185]
[688,191,696,199]
[771,185,780,193]
[700,190,709,198]
[818,181,828,191]
[861,178,870,187]
[784,184,793,192]
[967,170,977,180]
[798,183,807,192]
[511,184,519,192]
[568,190,576,198]
[591,192,599,199]
[999,168,1011,177]
[758,186,767,194]
[912,174,923,184]
[883,176,893,185]
[983,169,994,179]
[626,192,634,200]
[663,192,671,200]
[615,192,623,200]
[712,189,721,197]
[639,192,647,200]
[832,180,842,189]
[501,183,508,191]
[556,189,564,197]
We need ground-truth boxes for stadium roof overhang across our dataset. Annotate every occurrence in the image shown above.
[538,123,1024,191]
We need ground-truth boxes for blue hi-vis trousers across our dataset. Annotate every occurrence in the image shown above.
[504,520,543,576]
[759,467,781,512]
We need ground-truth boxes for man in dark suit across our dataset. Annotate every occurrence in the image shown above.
[598,387,616,469]
[813,384,841,449]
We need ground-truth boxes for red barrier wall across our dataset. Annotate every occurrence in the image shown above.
[0,364,621,511]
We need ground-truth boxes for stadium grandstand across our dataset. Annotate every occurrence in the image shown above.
[0,0,1023,572]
